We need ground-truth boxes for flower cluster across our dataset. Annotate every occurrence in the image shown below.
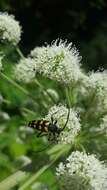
[45,104,81,144]
[0,12,21,45]
[81,71,107,113]
[82,71,107,91]
[56,151,107,190]
[30,40,82,84]
[14,58,36,83]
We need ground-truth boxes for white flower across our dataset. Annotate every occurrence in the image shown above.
[30,40,82,84]
[14,58,36,83]
[56,151,107,190]
[82,71,107,90]
[0,12,21,45]
[45,104,81,144]
[81,71,107,113]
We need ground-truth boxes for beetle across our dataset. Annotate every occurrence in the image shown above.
[28,108,70,142]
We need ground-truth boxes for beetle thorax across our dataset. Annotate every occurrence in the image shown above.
[48,123,62,134]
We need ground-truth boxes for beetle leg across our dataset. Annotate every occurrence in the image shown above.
[50,132,56,142]
[51,116,54,123]
[54,120,57,124]
[48,132,51,141]
[37,132,48,137]
[37,132,42,137]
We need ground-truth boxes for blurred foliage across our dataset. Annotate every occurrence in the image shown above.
[0,0,107,70]
[0,43,68,189]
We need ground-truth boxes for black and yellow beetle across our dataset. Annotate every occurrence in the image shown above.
[28,108,70,141]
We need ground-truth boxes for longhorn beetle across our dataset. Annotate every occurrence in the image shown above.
[28,108,70,142]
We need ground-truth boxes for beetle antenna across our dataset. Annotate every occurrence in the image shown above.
[32,143,52,154]
[61,107,70,131]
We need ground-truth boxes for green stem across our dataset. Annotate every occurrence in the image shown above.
[16,47,24,59]
[65,87,71,107]
[0,170,29,190]
[19,149,66,190]
[34,79,57,104]
[81,91,97,124]
[0,146,68,190]
[19,164,51,190]
[21,107,36,116]
[0,72,38,103]
[1,98,11,105]
[1,72,29,95]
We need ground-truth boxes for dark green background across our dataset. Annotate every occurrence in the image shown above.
[0,0,107,70]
